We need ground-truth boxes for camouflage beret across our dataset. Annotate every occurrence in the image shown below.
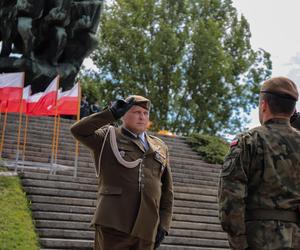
[125,95,151,110]
[260,77,299,101]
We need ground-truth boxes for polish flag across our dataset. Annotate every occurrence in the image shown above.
[26,91,43,115]
[27,76,59,116]
[22,85,31,114]
[57,83,79,115]
[0,72,24,112]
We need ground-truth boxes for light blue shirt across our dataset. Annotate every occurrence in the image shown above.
[123,127,149,151]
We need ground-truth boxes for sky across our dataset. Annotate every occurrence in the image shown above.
[231,0,300,128]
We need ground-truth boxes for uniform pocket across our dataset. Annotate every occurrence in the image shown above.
[118,144,138,161]
[220,156,237,177]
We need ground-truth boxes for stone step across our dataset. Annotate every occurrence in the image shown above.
[2,117,188,143]
[2,126,189,145]
[33,211,220,226]
[37,227,227,241]
[20,168,220,186]
[35,220,222,232]
[2,124,190,146]
[2,135,199,160]
[3,148,220,177]
[14,166,218,189]
[39,238,91,249]
[23,185,217,205]
[28,194,218,211]
[38,236,228,249]
[32,203,218,218]
[21,173,219,191]
[2,140,205,167]
[40,246,227,250]
[4,142,220,171]
[21,171,218,195]
[4,156,220,186]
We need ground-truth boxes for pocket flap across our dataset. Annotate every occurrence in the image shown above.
[154,151,166,165]
[99,186,122,195]
[118,144,135,151]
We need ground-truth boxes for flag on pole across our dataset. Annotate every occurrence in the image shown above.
[57,83,79,115]
[22,85,31,114]
[27,76,59,116]
[0,72,24,112]
[26,92,43,115]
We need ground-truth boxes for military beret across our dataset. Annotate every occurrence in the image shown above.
[260,77,299,101]
[125,95,151,110]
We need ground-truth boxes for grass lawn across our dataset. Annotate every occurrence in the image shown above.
[0,170,39,250]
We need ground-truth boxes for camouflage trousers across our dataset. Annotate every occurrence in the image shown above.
[246,221,300,250]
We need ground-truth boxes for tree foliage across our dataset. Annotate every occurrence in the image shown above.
[187,133,229,164]
[89,0,272,135]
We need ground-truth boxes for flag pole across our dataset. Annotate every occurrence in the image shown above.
[74,83,81,178]
[0,107,8,158]
[50,115,57,169]
[0,102,2,123]
[54,115,61,167]
[50,75,59,174]
[15,72,25,170]
[21,114,29,166]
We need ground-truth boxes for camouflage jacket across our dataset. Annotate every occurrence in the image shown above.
[218,118,300,249]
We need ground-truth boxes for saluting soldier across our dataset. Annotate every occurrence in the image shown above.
[70,95,173,250]
[218,77,300,249]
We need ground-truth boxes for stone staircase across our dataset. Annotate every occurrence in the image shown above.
[0,114,229,250]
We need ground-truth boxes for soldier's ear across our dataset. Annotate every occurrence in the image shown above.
[260,99,267,112]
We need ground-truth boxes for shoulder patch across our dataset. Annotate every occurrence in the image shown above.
[230,139,239,147]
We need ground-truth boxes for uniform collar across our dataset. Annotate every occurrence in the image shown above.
[121,126,147,152]
[121,126,146,139]
[264,118,290,125]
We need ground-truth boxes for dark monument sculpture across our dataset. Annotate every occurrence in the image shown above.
[0,0,102,93]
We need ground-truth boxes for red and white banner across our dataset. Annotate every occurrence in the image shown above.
[0,72,24,112]
[22,85,31,114]
[57,83,79,115]
[27,76,59,116]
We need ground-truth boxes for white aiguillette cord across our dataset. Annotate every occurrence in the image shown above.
[96,126,143,177]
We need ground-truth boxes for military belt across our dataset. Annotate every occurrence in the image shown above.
[246,209,300,224]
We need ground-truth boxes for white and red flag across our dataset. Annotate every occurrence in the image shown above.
[27,76,59,116]
[0,72,24,112]
[21,85,31,114]
[57,83,79,115]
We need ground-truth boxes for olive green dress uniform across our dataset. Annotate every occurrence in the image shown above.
[218,119,300,249]
[70,109,173,248]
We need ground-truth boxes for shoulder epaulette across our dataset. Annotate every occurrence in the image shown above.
[149,134,166,145]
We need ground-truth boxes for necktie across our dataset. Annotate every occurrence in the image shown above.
[139,134,149,151]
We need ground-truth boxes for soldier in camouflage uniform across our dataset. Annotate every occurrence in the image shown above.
[218,77,300,249]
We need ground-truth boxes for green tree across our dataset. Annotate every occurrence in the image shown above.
[90,0,272,135]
